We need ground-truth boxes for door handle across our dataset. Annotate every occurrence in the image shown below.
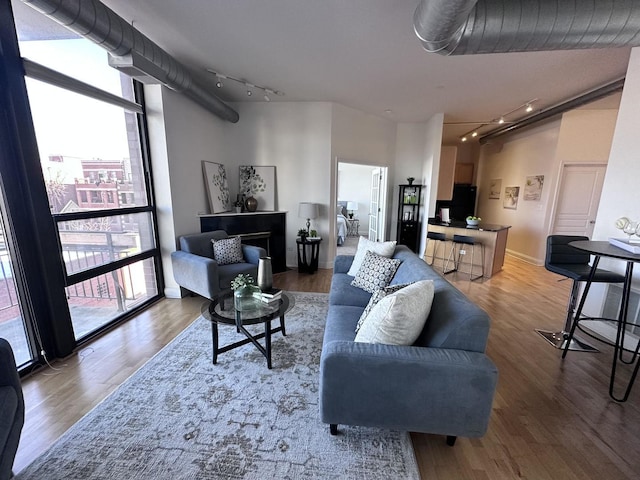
[589,220,596,224]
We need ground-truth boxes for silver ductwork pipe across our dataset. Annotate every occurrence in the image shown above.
[21,0,239,123]
[414,0,640,55]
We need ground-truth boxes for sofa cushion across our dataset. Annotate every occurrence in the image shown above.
[355,283,412,332]
[347,237,397,276]
[212,236,244,265]
[351,251,401,294]
[354,280,435,345]
[329,272,372,307]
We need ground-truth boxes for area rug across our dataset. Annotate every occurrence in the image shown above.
[16,292,420,479]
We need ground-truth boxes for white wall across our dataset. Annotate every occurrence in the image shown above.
[476,103,619,265]
[146,86,231,297]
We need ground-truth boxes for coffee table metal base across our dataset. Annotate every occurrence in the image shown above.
[211,316,286,369]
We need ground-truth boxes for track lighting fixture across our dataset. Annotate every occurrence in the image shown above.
[454,98,538,142]
[206,68,284,100]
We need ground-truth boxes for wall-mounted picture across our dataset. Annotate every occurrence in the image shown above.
[202,161,230,213]
[524,175,544,201]
[489,178,502,199]
[504,186,520,210]
[239,165,276,211]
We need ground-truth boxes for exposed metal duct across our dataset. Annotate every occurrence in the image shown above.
[414,0,640,55]
[21,0,239,123]
[478,78,625,144]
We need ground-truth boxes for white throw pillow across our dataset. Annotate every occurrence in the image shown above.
[354,280,435,346]
[355,283,412,333]
[347,236,397,276]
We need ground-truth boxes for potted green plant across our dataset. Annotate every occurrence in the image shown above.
[297,228,308,241]
[231,273,260,311]
[309,229,318,238]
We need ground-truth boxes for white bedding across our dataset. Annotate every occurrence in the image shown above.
[337,214,348,245]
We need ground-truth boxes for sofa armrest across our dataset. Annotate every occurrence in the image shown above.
[171,251,221,299]
[333,255,354,274]
[241,244,267,265]
[319,341,498,437]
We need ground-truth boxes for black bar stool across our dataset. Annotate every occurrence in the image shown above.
[424,232,454,273]
[446,234,484,281]
[536,235,626,352]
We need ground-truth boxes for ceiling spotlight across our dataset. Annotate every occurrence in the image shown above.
[471,131,478,137]
[246,90,252,96]
[264,94,271,101]
[461,136,468,142]
[206,68,284,99]
[498,116,505,124]
[525,103,533,113]
[215,79,223,88]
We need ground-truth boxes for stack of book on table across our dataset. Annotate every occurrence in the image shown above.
[252,288,282,304]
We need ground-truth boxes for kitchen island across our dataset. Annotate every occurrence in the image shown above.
[426,220,511,278]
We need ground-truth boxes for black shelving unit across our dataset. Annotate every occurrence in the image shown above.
[396,184,422,253]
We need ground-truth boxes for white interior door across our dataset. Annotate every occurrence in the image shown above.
[368,169,380,241]
[552,164,607,237]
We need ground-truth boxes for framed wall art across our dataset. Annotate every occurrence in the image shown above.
[523,175,544,201]
[202,161,230,213]
[503,186,520,210]
[489,179,502,199]
[239,165,276,211]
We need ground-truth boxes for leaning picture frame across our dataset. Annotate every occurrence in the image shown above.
[202,161,230,213]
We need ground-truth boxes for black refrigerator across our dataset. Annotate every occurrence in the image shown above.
[436,184,477,221]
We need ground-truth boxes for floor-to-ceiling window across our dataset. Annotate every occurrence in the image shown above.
[0,0,163,360]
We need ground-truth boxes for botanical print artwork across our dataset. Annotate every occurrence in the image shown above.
[239,166,276,211]
[489,179,502,199]
[524,175,544,201]
[202,161,230,213]
[503,186,520,210]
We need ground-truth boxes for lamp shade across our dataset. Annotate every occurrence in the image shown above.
[298,202,319,219]
[346,201,358,211]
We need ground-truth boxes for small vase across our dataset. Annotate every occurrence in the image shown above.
[245,196,258,212]
[234,284,260,311]
[257,257,273,291]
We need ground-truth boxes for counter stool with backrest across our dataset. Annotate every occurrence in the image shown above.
[424,231,455,274]
[536,235,626,351]
[445,234,484,281]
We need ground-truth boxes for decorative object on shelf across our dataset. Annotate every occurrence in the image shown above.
[245,195,258,212]
[310,229,318,237]
[257,256,273,291]
[202,161,230,213]
[239,165,276,211]
[234,194,244,213]
[614,217,640,243]
[231,273,260,311]
[297,228,309,241]
[407,177,415,185]
[466,216,481,226]
[346,201,358,219]
[298,202,319,233]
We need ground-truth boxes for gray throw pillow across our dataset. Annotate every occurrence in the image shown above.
[211,236,244,265]
[355,280,435,345]
[355,283,412,333]
[350,250,402,294]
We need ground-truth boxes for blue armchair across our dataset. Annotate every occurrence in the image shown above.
[171,230,266,300]
[0,338,24,480]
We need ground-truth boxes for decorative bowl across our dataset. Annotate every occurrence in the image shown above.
[466,219,479,226]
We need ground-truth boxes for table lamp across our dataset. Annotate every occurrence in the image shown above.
[298,202,319,233]
[346,201,358,219]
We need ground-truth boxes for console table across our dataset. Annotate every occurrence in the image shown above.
[200,212,287,273]
[564,240,640,402]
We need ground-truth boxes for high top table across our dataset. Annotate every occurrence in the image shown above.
[565,240,640,402]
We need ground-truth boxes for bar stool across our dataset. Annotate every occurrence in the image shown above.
[446,234,484,281]
[425,232,456,274]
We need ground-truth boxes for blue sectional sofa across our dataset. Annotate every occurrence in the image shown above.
[319,245,498,445]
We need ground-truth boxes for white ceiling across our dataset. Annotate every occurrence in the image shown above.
[17,0,633,143]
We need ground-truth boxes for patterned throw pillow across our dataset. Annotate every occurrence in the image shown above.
[355,283,412,332]
[211,236,244,265]
[355,280,435,346]
[347,237,397,276]
[351,250,402,294]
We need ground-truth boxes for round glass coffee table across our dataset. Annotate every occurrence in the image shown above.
[201,291,293,369]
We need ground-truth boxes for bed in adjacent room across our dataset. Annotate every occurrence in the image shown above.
[337,202,348,246]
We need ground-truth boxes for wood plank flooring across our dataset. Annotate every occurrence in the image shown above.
[14,257,640,479]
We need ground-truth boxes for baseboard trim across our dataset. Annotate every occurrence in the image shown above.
[505,250,543,266]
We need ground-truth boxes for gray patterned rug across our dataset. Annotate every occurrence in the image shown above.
[16,292,419,479]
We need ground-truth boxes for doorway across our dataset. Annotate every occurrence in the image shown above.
[334,161,388,255]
